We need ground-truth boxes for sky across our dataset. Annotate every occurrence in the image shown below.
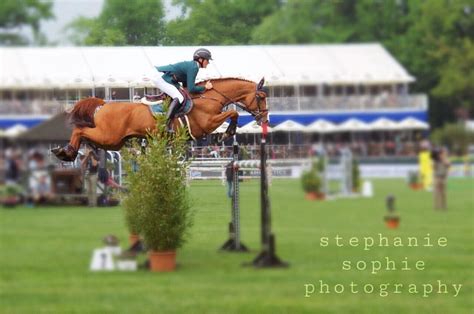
[37,0,179,45]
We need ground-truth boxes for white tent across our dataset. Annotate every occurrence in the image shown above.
[212,121,229,134]
[397,117,429,130]
[304,119,337,133]
[338,118,371,132]
[4,124,28,137]
[238,121,272,134]
[272,120,305,146]
[272,120,306,132]
[0,44,415,89]
[369,118,399,131]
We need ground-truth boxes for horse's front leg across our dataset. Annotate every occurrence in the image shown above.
[208,110,239,141]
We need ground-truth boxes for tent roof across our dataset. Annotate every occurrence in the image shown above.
[369,117,399,130]
[303,119,337,133]
[338,118,372,131]
[0,44,414,89]
[272,120,306,132]
[16,112,72,142]
[238,121,272,134]
[397,117,429,130]
[212,121,229,134]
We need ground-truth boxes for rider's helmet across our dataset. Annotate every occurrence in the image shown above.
[193,48,213,61]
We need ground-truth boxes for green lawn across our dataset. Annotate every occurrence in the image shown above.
[1,179,473,314]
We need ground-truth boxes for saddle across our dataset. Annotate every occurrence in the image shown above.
[140,88,194,117]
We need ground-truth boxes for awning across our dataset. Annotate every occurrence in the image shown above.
[272,120,306,132]
[237,110,428,127]
[338,118,371,132]
[303,119,337,133]
[212,121,229,134]
[238,121,272,134]
[397,117,429,130]
[369,118,399,131]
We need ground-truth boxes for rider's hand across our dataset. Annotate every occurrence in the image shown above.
[205,81,213,90]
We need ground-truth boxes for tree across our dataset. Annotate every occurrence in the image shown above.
[251,0,473,128]
[66,0,166,46]
[166,0,281,45]
[0,0,54,45]
[251,0,350,44]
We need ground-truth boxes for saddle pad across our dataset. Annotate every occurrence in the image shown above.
[146,103,165,118]
[146,99,192,118]
[176,99,193,117]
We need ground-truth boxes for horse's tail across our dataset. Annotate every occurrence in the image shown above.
[68,97,105,128]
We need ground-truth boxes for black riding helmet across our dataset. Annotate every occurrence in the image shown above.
[193,48,213,61]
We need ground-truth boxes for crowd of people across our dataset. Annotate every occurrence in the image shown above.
[187,140,429,160]
[0,147,123,207]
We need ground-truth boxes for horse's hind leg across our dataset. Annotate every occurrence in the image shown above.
[51,127,84,161]
[52,126,124,161]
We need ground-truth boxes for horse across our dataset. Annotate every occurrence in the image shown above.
[52,77,269,161]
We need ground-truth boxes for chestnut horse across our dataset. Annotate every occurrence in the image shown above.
[52,77,268,161]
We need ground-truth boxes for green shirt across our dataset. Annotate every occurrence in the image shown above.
[155,61,205,93]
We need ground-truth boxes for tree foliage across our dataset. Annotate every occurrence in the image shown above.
[66,0,166,46]
[0,0,54,45]
[166,0,281,45]
[251,0,473,127]
[27,0,474,127]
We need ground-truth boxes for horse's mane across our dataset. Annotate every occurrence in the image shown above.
[197,77,256,86]
[69,97,105,128]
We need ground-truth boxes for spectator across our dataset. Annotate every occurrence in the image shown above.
[81,147,99,207]
[5,149,20,185]
[432,147,450,210]
[225,161,235,198]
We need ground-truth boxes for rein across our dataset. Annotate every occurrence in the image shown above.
[194,84,268,119]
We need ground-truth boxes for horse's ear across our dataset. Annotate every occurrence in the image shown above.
[257,77,265,90]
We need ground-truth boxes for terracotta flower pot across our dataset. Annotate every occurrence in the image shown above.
[410,183,422,190]
[149,251,176,272]
[305,192,325,201]
[316,193,325,200]
[385,217,400,229]
[129,234,140,246]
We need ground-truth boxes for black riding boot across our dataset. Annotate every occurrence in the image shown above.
[166,98,181,132]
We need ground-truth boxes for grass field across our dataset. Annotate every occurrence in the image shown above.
[1,178,473,314]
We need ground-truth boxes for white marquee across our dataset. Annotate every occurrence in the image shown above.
[0,44,415,89]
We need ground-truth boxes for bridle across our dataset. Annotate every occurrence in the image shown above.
[203,84,269,123]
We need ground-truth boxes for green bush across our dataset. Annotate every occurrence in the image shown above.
[352,159,361,191]
[301,160,321,193]
[431,123,474,156]
[408,171,419,185]
[122,117,193,251]
[0,184,23,197]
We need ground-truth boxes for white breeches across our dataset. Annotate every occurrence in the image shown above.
[153,74,184,103]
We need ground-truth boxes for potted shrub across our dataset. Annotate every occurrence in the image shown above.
[0,184,23,208]
[384,195,400,229]
[301,161,323,200]
[408,171,422,190]
[352,159,361,193]
[122,119,193,272]
[122,147,143,247]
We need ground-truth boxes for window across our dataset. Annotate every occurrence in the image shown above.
[300,85,317,96]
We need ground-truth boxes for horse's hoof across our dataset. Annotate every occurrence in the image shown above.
[218,134,228,142]
[51,146,78,162]
[51,147,61,154]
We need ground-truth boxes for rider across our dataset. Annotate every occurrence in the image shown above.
[153,48,214,132]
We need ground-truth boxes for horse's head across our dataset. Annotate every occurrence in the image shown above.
[255,77,268,124]
[246,77,269,125]
[205,77,269,125]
